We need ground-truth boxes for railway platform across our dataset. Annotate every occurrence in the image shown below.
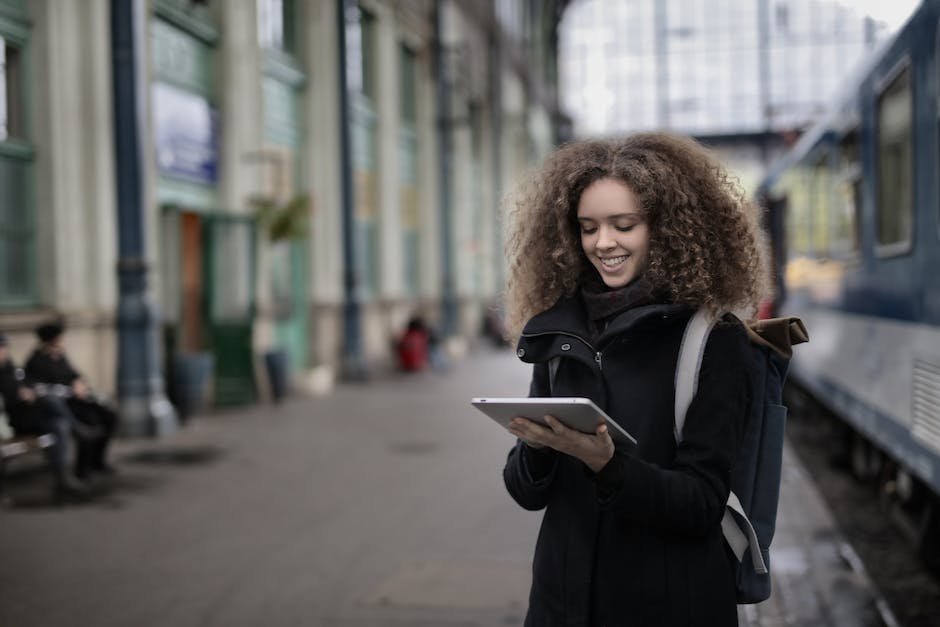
[738,445,893,627]
[0,346,896,626]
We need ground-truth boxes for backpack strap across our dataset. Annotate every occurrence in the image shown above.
[674,309,768,575]
[674,309,718,444]
[723,494,769,574]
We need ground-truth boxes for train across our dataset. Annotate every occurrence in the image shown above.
[756,0,940,571]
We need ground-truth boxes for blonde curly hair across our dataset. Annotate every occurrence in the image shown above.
[504,132,770,340]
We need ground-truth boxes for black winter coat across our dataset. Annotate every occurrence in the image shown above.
[0,361,26,418]
[503,296,756,627]
[0,361,42,432]
[25,349,81,386]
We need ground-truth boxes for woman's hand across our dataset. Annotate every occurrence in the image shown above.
[508,414,615,473]
[17,386,37,404]
[72,379,89,399]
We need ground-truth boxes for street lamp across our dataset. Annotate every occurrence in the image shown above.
[111,0,178,436]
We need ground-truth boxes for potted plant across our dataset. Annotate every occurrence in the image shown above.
[250,194,310,402]
[250,194,309,243]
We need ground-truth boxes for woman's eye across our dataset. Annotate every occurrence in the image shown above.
[616,225,635,232]
[580,226,597,235]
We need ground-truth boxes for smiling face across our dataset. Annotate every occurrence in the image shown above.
[576,177,650,289]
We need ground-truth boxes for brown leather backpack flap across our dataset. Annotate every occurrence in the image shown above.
[744,317,809,359]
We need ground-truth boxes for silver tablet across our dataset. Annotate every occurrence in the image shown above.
[470,397,637,447]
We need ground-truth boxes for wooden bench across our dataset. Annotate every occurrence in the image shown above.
[0,433,56,507]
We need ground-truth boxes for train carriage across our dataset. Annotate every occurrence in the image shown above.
[758,0,940,568]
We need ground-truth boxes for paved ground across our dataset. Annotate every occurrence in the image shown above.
[738,445,890,627]
[0,346,890,626]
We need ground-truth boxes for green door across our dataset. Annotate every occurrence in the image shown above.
[205,216,257,405]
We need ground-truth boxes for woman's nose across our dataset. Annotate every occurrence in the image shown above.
[596,226,616,250]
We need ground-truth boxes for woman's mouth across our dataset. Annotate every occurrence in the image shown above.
[599,255,628,269]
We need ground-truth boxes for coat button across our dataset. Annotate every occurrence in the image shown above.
[561,343,571,351]
[516,348,525,357]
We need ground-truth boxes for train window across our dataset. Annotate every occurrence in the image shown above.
[811,156,831,257]
[875,61,913,254]
[833,130,861,257]
[784,168,809,257]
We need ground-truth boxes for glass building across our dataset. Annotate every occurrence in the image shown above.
[560,0,891,138]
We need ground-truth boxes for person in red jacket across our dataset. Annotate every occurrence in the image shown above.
[501,133,769,626]
[397,317,429,372]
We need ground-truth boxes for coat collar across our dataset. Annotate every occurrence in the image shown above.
[519,293,692,349]
[519,294,591,341]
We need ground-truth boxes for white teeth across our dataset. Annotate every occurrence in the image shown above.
[600,255,627,267]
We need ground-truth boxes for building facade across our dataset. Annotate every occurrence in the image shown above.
[0,0,567,423]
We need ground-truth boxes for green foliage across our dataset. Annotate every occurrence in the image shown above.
[250,194,309,242]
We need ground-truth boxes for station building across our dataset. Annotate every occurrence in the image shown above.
[0,0,568,419]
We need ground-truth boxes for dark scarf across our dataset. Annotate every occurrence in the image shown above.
[580,271,657,341]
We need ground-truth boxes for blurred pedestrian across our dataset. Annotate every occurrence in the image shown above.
[396,316,430,372]
[26,322,119,478]
[0,332,89,498]
[501,133,768,625]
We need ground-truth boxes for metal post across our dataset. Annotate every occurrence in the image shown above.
[654,1,669,129]
[111,0,177,436]
[337,0,368,380]
[758,0,772,166]
[489,31,504,291]
[434,0,458,336]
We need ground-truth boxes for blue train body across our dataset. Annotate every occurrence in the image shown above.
[758,0,940,530]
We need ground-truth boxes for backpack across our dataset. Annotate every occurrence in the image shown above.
[675,310,808,604]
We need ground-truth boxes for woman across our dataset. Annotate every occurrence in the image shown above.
[502,133,769,626]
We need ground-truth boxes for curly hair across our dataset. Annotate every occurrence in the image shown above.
[504,132,770,340]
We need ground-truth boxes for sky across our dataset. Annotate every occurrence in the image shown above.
[842,0,921,30]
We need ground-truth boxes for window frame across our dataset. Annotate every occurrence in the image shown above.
[257,0,296,55]
[0,9,37,307]
[783,164,813,259]
[873,55,915,258]
[810,150,832,259]
[0,12,29,147]
[833,125,863,261]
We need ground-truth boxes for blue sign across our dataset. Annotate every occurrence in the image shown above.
[152,82,219,184]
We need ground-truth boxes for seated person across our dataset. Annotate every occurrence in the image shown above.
[0,331,89,497]
[25,322,119,478]
[397,317,430,372]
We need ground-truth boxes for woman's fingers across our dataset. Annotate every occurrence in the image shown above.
[510,415,569,448]
[509,416,552,446]
[542,414,568,434]
[510,417,614,468]
[594,424,614,454]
